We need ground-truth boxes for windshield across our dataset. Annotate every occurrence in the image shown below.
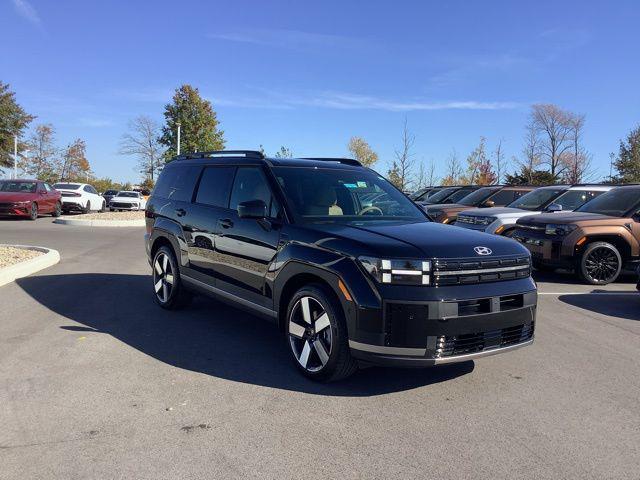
[508,188,565,211]
[104,190,117,195]
[0,181,37,193]
[273,167,426,223]
[410,188,430,200]
[117,192,138,198]
[576,188,640,217]
[423,187,457,204]
[459,187,500,206]
[53,183,80,190]
[443,187,477,204]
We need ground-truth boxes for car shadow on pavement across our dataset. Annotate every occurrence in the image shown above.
[558,292,640,321]
[16,273,474,397]
[533,270,636,285]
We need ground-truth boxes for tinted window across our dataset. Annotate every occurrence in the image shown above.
[489,189,517,206]
[0,181,37,192]
[508,188,565,211]
[445,188,476,204]
[424,187,457,203]
[104,190,118,195]
[554,190,604,211]
[230,167,280,218]
[195,166,235,208]
[152,165,200,202]
[458,187,499,206]
[53,183,80,190]
[117,192,139,198]
[44,183,53,192]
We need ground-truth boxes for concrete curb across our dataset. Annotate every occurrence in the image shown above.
[0,245,61,287]
[53,218,145,227]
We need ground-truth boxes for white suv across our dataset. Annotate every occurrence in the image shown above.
[109,191,147,211]
[53,182,106,213]
[455,185,614,236]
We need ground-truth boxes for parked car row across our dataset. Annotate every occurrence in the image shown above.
[412,183,639,285]
[0,179,147,220]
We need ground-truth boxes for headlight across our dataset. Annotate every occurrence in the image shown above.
[358,257,431,285]
[476,216,496,226]
[545,224,577,236]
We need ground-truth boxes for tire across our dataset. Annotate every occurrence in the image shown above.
[578,241,622,285]
[285,284,358,382]
[110,208,114,212]
[100,201,106,213]
[152,245,191,309]
[52,201,62,217]
[84,201,91,214]
[29,202,38,221]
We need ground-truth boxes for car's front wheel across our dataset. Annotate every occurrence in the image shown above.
[579,241,622,285]
[52,201,62,217]
[152,246,190,309]
[29,202,38,221]
[286,284,358,382]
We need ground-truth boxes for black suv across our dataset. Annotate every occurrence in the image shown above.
[145,151,536,381]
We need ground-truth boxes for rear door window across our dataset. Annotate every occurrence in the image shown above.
[195,166,236,208]
[556,190,603,211]
[489,189,517,206]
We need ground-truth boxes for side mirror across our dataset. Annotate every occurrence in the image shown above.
[482,200,495,208]
[238,199,268,219]
[546,203,562,213]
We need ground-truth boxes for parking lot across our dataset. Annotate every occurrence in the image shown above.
[1,219,639,480]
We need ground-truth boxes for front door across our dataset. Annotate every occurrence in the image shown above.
[214,166,283,309]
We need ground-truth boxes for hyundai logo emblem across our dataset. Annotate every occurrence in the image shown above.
[474,246,492,256]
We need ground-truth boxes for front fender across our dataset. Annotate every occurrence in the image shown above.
[563,225,638,257]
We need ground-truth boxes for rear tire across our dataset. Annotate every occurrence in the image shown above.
[579,241,622,285]
[100,201,106,213]
[84,201,91,214]
[29,202,38,221]
[152,246,191,309]
[285,284,358,382]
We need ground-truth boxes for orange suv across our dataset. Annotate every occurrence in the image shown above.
[512,185,640,284]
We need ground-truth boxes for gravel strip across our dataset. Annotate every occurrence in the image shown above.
[0,246,44,269]
[64,211,144,221]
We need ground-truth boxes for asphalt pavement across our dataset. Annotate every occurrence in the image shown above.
[1,217,639,480]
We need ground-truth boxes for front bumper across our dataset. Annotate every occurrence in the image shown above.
[512,229,574,268]
[348,282,537,367]
[0,204,30,216]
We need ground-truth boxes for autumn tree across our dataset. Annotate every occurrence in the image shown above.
[160,85,225,161]
[441,150,463,186]
[462,137,496,185]
[0,81,35,172]
[493,138,507,184]
[119,115,164,181]
[529,104,577,179]
[347,136,378,167]
[60,139,91,181]
[19,124,59,182]
[613,125,640,183]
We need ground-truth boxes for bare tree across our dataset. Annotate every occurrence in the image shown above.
[562,113,594,183]
[493,138,507,184]
[19,124,59,182]
[119,116,164,181]
[391,118,416,191]
[426,159,437,186]
[530,104,575,179]
[442,149,463,185]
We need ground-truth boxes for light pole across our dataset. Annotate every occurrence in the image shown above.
[176,122,181,156]
[13,135,18,179]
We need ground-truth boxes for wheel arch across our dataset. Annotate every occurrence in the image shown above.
[578,234,633,262]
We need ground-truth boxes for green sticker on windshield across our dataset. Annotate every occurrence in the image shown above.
[344,183,357,189]
[357,181,367,188]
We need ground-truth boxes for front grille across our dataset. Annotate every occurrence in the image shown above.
[435,322,534,358]
[110,202,133,208]
[432,256,531,285]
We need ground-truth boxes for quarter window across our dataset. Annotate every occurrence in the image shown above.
[195,166,236,208]
[152,165,201,202]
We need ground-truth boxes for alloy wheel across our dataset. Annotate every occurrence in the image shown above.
[584,246,619,283]
[288,296,333,372]
[30,202,38,220]
[153,252,174,303]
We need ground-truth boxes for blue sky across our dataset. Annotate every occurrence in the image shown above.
[1,0,639,183]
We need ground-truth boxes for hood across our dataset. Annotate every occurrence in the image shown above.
[458,207,532,217]
[518,211,619,227]
[310,220,529,259]
[0,191,37,202]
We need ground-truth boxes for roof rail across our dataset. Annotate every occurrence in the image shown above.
[174,150,265,160]
[299,157,362,167]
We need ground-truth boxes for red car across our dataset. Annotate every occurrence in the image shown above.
[0,179,62,220]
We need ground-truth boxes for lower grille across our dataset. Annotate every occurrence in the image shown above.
[110,202,134,208]
[435,322,534,358]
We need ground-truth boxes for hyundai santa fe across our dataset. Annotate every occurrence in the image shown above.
[145,150,537,381]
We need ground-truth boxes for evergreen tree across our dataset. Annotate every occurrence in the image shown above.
[160,85,225,161]
[504,167,555,186]
[0,81,35,171]
[613,126,640,183]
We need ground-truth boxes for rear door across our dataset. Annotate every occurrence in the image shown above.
[213,166,283,309]
[36,182,53,212]
[185,165,236,284]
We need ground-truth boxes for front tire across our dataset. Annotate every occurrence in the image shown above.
[579,241,622,285]
[52,202,62,217]
[286,284,358,382]
[152,246,190,309]
[29,202,38,221]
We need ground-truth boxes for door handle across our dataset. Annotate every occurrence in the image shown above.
[218,218,234,229]
[175,208,186,217]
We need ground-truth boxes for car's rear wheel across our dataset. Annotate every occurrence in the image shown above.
[286,284,358,382]
[29,202,38,221]
[579,241,621,285]
[100,201,106,213]
[52,201,62,217]
[152,246,190,309]
[84,201,91,214]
